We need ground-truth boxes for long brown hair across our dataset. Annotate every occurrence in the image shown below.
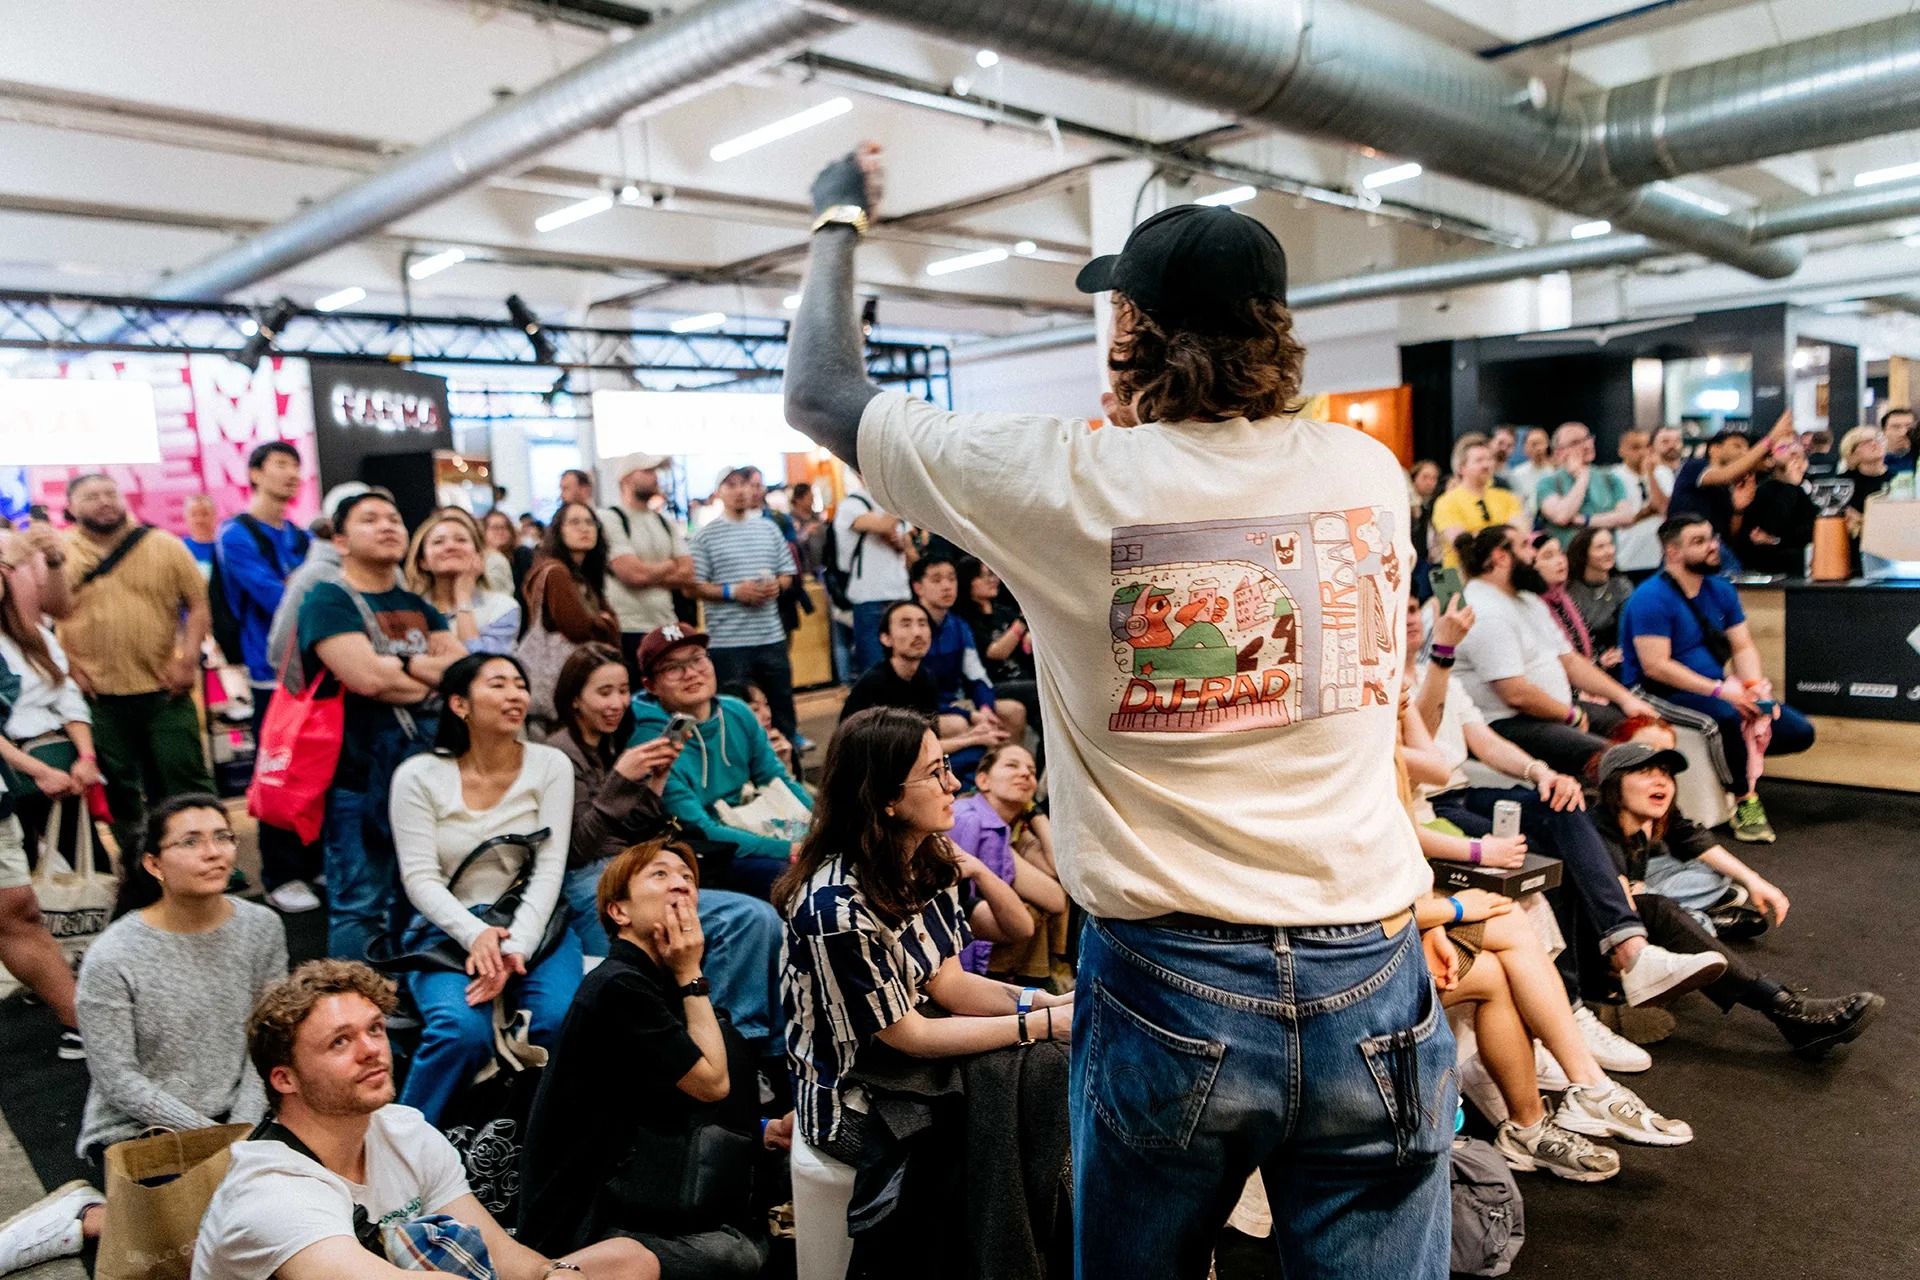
[0,569,59,682]
[772,707,959,926]
[1107,294,1306,425]
[538,500,609,610]
[403,507,486,600]
[553,642,632,766]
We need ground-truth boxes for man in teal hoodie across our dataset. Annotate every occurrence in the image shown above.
[631,624,812,899]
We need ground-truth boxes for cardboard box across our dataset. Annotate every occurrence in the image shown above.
[1431,854,1562,899]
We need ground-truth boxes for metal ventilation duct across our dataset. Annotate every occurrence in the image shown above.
[157,0,843,300]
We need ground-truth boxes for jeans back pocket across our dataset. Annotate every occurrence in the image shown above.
[1357,980,1457,1166]
[1085,979,1226,1151]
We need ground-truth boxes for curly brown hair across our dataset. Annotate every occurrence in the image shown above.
[248,959,399,1093]
[1107,295,1307,425]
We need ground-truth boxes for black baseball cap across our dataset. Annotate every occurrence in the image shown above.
[1075,204,1288,334]
[1596,743,1689,787]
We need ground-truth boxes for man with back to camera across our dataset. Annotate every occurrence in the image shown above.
[786,145,1448,1278]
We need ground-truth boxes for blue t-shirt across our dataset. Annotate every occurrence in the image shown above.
[217,516,312,682]
[1618,573,1744,689]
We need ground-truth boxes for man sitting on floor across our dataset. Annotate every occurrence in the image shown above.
[192,959,654,1280]
[839,600,1007,754]
[910,556,1026,745]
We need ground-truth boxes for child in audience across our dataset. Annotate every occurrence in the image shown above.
[947,744,1070,987]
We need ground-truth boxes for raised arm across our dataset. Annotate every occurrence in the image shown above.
[784,145,887,464]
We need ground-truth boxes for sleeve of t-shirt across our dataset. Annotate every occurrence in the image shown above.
[387,1108,472,1214]
[789,890,918,1042]
[1666,815,1720,862]
[206,1164,360,1278]
[1430,490,1465,532]
[608,971,705,1089]
[1619,585,1674,642]
[1536,472,1569,506]
[296,580,362,653]
[218,520,289,616]
[691,526,715,585]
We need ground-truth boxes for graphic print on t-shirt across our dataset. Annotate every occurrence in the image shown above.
[1108,508,1399,733]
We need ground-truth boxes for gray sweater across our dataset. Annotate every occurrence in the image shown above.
[75,899,288,1155]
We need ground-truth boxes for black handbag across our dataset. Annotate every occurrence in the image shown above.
[367,829,569,974]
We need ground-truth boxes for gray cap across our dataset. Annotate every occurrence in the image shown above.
[1596,742,1688,787]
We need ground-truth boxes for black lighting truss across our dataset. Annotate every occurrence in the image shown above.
[0,290,951,405]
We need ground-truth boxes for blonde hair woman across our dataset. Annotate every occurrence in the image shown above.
[404,508,520,654]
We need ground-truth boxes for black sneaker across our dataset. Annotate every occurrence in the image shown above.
[1767,989,1884,1057]
[1706,904,1770,942]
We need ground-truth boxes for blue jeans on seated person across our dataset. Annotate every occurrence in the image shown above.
[1643,852,1734,926]
[561,863,785,1045]
[323,787,397,963]
[399,906,583,1125]
[1643,687,1815,789]
[1071,913,1455,1280]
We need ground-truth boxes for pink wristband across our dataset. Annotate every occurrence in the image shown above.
[1469,840,1483,865]
[1710,681,1724,698]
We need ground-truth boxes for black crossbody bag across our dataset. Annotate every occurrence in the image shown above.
[1660,571,1735,670]
[366,828,569,974]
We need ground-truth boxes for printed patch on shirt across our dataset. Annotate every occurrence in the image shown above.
[1108,509,1400,733]
[371,608,433,656]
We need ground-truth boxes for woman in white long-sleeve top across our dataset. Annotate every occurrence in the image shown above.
[387,652,579,1124]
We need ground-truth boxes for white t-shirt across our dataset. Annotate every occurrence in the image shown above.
[192,1105,469,1280]
[833,481,909,605]
[1504,460,1547,516]
[1609,465,1661,572]
[1423,678,1485,801]
[859,391,1429,925]
[1453,579,1574,719]
[600,504,689,633]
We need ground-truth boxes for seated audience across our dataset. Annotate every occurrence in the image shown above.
[719,679,800,780]
[191,959,655,1280]
[1432,433,1528,567]
[1531,533,1611,673]
[838,602,1007,754]
[1565,527,1633,674]
[405,509,520,655]
[1534,422,1640,549]
[910,556,1025,746]
[1667,412,1795,563]
[948,745,1070,987]
[1451,527,1655,774]
[1731,438,1816,577]
[1592,744,1882,1057]
[550,645,784,1046]
[630,626,812,900]
[387,654,581,1124]
[778,707,1072,1164]
[521,840,791,1277]
[954,559,1041,739]
[1619,515,1814,843]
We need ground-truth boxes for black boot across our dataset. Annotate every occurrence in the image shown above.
[1766,989,1885,1058]
[1706,904,1770,942]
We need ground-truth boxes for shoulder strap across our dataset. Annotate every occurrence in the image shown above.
[340,585,420,739]
[841,495,873,572]
[78,525,152,588]
[608,506,631,537]
[247,1118,386,1257]
[234,514,286,575]
[446,827,551,897]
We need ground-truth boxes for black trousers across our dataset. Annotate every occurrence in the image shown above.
[1633,891,1778,1012]
[1488,701,1625,776]
[709,642,798,744]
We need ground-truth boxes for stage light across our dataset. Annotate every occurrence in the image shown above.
[506,294,559,364]
[235,297,298,372]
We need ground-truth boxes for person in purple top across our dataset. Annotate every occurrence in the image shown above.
[946,744,1070,982]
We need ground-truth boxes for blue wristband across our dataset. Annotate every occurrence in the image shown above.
[1018,987,1038,1014]
[721,582,732,602]
[1448,896,1465,924]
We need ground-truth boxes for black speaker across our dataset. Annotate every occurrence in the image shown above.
[360,453,439,531]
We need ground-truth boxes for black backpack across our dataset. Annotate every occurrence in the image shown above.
[820,494,872,611]
[210,516,307,666]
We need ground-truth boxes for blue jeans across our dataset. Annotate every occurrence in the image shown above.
[323,788,396,962]
[399,907,583,1125]
[1645,687,1815,791]
[849,599,899,677]
[1072,915,1454,1280]
[561,864,785,1045]
[1643,853,1732,915]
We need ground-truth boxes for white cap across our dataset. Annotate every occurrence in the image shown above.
[611,452,670,480]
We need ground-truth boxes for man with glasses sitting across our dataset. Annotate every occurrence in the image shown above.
[631,626,812,901]
[1536,422,1644,549]
[1434,432,1531,567]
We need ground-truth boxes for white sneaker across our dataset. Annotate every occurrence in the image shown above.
[1556,1080,1693,1147]
[266,879,322,914]
[1458,1053,1509,1124]
[1620,945,1726,1008]
[1493,1116,1621,1183]
[0,1181,101,1274]
[1533,1041,1571,1091]
[1573,1003,1652,1073]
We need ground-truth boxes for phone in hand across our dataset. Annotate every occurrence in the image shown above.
[1429,567,1465,615]
[665,712,699,746]
[1754,699,1778,713]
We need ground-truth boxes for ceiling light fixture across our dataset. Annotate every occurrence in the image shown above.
[1361,162,1423,190]
[974,49,999,68]
[408,248,468,280]
[1855,160,1920,188]
[709,97,852,163]
[1195,185,1257,208]
[314,286,366,313]
[535,192,614,233]
[1014,240,1038,255]
[926,247,1010,276]
[1569,220,1612,239]
[1703,355,1723,374]
[669,311,727,334]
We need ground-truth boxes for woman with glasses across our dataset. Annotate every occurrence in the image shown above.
[777,707,1074,1164]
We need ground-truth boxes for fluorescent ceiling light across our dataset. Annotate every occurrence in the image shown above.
[1904,233,1920,248]
[314,286,366,312]
[926,247,1009,276]
[709,97,852,163]
[1703,355,1723,375]
[238,319,259,336]
[535,192,614,233]
[974,49,999,68]
[1696,389,1741,412]
[1856,160,1920,188]
[782,293,802,310]
[1822,299,1870,313]
[669,311,727,333]
[1652,182,1732,216]
[1014,240,1038,255]
[1570,220,1612,239]
[1361,162,1423,190]
[1195,185,1257,207]
[408,248,468,280]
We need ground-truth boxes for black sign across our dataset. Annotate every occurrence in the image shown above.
[1785,585,1920,723]
[308,360,453,529]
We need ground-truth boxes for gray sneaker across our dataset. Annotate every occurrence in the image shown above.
[1555,1081,1692,1147]
[1494,1116,1621,1183]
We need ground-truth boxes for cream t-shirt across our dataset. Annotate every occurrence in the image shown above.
[859,391,1430,925]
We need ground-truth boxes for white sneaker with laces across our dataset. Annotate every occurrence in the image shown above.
[1620,945,1726,1007]
[1556,1081,1693,1147]
[266,879,323,914]
[1493,1117,1620,1183]
[1533,1041,1571,1091]
[1573,1003,1651,1073]
[0,1181,101,1275]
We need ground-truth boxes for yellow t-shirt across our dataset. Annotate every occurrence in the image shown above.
[1431,485,1524,566]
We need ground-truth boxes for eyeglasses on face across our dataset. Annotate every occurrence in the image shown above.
[904,756,956,788]
[653,652,711,678]
[161,830,239,854]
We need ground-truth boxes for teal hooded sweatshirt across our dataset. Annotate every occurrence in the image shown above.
[630,693,812,868]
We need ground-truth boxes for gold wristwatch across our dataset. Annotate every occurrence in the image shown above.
[811,204,869,236]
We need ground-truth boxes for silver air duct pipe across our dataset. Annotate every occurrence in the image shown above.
[157,0,843,300]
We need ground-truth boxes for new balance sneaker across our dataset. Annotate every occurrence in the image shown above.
[266,879,323,914]
[1555,1081,1692,1147]
[1767,989,1885,1058]
[55,1028,84,1062]
[1494,1116,1620,1183]
[1573,1003,1651,1073]
[1732,795,1776,843]
[0,1181,102,1275]
[1533,1041,1571,1092]
[1621,945,1727,1007]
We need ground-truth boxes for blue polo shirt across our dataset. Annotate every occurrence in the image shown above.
[1618,573,1744,688]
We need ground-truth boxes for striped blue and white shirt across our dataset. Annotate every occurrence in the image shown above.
[691,514,793,649]
[781,855,971,1151]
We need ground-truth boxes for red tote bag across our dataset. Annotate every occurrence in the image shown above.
[246,670,345,844]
